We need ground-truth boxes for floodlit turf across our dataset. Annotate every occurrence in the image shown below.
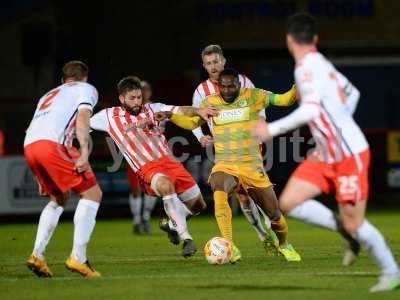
[1,211,399,300]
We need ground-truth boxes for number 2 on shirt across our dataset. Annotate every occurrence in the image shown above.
[38,89,60,111]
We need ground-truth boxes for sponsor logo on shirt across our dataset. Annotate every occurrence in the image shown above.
[213,107,250,125]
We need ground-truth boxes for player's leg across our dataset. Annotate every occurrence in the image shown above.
[209,171,242,263]
[24,143,66,277]
[129,187,143,234]
[209,171,238,242]
[142,194,158,234]
[280,177,334,228]
[65,183,102,278]
[27,193,66,278]
[247,186,300,261]
[159,170,206,250]
[152,174,195,257]
[338,201,400,292]
[236,191,267,241]
[32,193,67,260]
[181,193,207,216]
[127,167,143,234]
[176,187,207,257]
[280,161,361,265]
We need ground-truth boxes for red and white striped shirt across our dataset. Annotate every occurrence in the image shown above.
[90,103,178,172]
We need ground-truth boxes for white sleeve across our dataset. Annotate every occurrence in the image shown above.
[90,109,109,132]
[268,66,321,137]
[77,84,98,112]
[148,102,179,113]
[336,71,360,115]
[242,75,255,88]
[192,86,204,108]
[192,86,205,140]
[268,104,320,137]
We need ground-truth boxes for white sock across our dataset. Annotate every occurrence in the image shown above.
[142,195,157,222]
[288,199,338,230]
[163,193,192,241]
[355,220,399,275]
[240,198,267,241]
[71,199,100,264]
[129,194,142,225]
[33,201,64,259]
[167,205,192,230]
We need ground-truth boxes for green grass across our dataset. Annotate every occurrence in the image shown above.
[1,212,399,300]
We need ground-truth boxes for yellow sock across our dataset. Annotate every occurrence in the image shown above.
[214,191,232,241]
[271,215,288,245]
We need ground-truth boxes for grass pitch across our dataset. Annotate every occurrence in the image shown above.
[1,211,399,300]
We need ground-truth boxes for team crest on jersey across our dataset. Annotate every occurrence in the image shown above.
[213,107,250,125]
[238,100,247,108]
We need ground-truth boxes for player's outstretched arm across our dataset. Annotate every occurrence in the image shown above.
[90,109,108,132]
[154,111,205,130]
[171,115,204,130]
[252,103,320,141]
[267,84,298,107]
[175,106,218,121]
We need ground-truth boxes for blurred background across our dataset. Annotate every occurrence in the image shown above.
[0,0,400,219]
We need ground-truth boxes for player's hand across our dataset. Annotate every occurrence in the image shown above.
[154,111,172,122]
[251,120,272,141]
[199,135,213,147]
[75,154,90,173]
[198,106,218,121]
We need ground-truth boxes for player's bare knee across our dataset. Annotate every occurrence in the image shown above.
[210,172,237,193]
[156,176,174,196]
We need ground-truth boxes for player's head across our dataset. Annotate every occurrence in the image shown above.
[118,76,143,116]
[140,80,152,103]
[201,44,226,81]
[62,60,89,83]
[219,68,240,103]
[286,13,318,54]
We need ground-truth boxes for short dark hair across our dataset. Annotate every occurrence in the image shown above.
[62,60,89,81]
[219,68,239,82]
[201,44,224,59]
[117,76,141,95]
[286,13,316,44]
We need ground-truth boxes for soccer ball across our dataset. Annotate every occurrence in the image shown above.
[204,237,232,265]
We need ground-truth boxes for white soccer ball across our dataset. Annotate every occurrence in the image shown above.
[204,237,232,265]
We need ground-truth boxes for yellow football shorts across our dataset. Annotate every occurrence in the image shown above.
[209,161,272,191]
